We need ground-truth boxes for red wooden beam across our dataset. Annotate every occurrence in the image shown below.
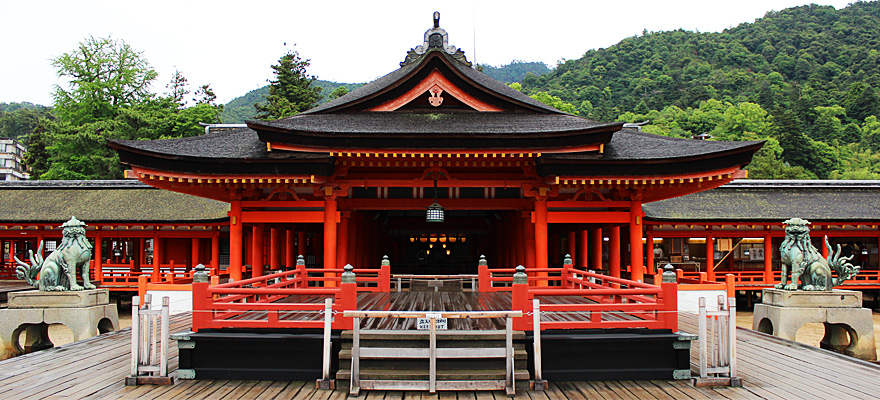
[546,211,630,224]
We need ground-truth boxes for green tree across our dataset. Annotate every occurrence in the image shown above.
[23,123,51,177]
[328,86,349,100]
[51,36,157,125]
[41,37,221,180]
[745,137,811,179]
[254,50,322,120]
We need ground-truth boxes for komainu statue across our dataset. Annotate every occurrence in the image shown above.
[776,218,859,291]
[14,216,95,291]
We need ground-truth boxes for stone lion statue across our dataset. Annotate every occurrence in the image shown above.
[776,218,859,291]
[14,216,96,291]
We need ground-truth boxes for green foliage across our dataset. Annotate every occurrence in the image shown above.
[37,36,221,180]
[478,61,551,83]
[0,103,52,140]
[328,86,349,100]
[254,50,322,120]
[526,1,880,179]
[526,90,578,115]
[51,36,158,125]
[222,80,363,123]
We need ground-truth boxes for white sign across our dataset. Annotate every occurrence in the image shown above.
[417,317,447,330]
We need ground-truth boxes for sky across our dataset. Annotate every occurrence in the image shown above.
[0,0,856,106]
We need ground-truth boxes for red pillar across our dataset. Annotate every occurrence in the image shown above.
[324,197,338,284]
[567,231,577,264]
[591,227,603,270]
[211,232,220,274]
[577,229,589,269]
[152,231,161,283]
[297,230,307,259]
[629,199,644,282]
[252,225,264,277]
[285,229,294,268]
[229,201,243,281]
[609,226,621,279]
[94,231,103,284]
[706,234,715,281]
[764,232,773,284]
[523,213,537,270]
[269,227,280,271]
[191,237,200,270]
[535,199,548,286]
[337,214,349,268]
[646,232,655,276]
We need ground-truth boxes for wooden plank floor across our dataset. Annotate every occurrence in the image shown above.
[0,280,31,303]
[3,310,880,399]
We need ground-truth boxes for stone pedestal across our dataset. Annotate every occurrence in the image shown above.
[753,288,876,361]
[0,289,119,360]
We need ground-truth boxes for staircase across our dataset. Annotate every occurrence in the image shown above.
[336,329,530,396]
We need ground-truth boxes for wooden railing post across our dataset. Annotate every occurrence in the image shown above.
[379,256,391,292]
[478,255,489,292]
[137,275,148,307]
[296,255,307,288]
[191,282,212,332]
[511,266,531,331]
[338,265,357,330]
[660,281,678,331]
[725,274,736,300]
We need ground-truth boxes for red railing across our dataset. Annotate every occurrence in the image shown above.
[190,257,392,331]
[192,266,359,331]
[481,257,677,332]
[672,270,736,301]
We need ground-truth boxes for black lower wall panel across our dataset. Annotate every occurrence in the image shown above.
[530,329,691,381]
[178,329,341,380]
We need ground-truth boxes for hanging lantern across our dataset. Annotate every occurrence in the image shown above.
[420,235,428,243]
[426,202,445,223]
[410,236,415,242]
[429,243,434,249]
[426,172,445,223]
[439,234,447,242]
[446,249,451,255]
[429,234,438,243]
[449,236,457,243]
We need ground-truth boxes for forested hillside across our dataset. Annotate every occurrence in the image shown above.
[520,1,880,179]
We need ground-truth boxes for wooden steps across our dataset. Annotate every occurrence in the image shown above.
[338,329,530,396]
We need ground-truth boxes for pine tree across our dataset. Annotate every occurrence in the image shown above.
[254,50,322,120]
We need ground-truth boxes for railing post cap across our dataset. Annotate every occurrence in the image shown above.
[563,254,573,265]
[341,264,356,283]
[479,255,487,266]
[381,255,390,266]
[513,265,528,285]
[297,255,305,265]
[193,263,209,283]
[661,264,677,283]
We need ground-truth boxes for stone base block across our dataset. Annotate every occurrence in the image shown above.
[0,302,119,360]
[8,289,110,309]
[754,295,876,362]
[761,288,861,308]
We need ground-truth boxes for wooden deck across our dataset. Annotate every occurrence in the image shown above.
[0,281,31,303]
[2,310,880,399]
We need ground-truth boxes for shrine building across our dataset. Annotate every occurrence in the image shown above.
[4,13,778,390]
